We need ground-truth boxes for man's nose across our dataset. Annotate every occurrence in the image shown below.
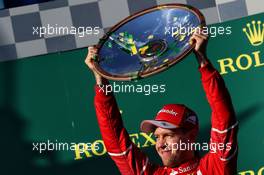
[156,138,166,149]
[160,144,168,150]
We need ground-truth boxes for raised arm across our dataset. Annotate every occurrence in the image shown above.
[85,47,157,175]
[191,30,238,174]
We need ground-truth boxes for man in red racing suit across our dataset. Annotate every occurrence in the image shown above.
[85,31,238,175]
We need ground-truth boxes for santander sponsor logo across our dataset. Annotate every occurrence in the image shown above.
[158,109,178,116]
[178,163,198,173]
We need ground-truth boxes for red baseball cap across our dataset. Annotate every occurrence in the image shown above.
[140,104,198,133]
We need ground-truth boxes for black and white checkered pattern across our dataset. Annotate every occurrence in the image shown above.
[0,0,263,61]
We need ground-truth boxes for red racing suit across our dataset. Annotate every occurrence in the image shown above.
[94,62,238,175]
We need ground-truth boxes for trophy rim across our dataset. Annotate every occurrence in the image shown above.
[94,3,206,81]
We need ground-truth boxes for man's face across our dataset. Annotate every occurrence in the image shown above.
[154,127,191,167]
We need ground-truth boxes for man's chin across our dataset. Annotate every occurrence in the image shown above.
[158,151,178,167]
[162,158,176,167]
[162,161,175,168]
[160,154,180,167]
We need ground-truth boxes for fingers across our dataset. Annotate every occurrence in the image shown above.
[85,46,98,70]
[87,46,98,61]
[189,35,202,51]
[193,32,208,40]
[85,47,104,81]
[190,28,208,42]
[194,27,209,38]
[189,37,196,45]
[88,46,98,56]
[192,36,204,51]
[189,27,208,51]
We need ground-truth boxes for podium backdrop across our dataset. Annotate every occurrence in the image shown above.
[0,12,263,175]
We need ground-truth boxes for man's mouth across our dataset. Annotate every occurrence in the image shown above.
[160,148,172,156]
[160,150,172,160]
[159,143,173,157]
[162,148,171,152]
